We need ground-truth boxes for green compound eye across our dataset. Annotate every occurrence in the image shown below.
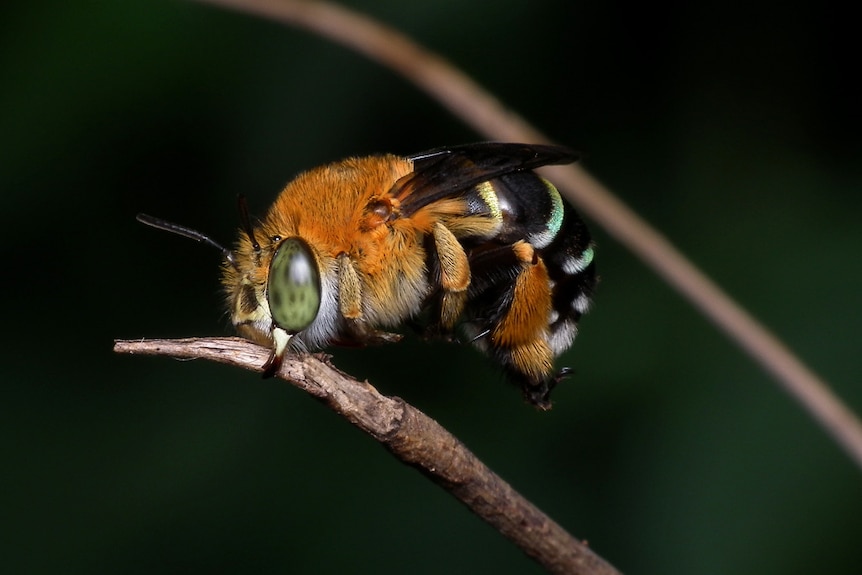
[267,238,321,333]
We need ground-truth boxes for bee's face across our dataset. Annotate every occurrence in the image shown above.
[140,143,596,409]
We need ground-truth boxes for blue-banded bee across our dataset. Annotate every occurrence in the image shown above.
[138,143,596,409]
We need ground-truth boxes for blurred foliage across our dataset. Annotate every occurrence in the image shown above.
[1,1,860,574]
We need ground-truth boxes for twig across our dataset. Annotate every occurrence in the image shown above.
[114,337,621,575]
[184,0,862,470]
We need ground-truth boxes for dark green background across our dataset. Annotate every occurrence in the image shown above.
[3,1,860,573]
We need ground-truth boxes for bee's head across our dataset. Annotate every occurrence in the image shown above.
[232,195,322,336]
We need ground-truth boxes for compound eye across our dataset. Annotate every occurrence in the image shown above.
[267,238,321,333]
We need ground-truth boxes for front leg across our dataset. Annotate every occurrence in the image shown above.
[336,253,402,345]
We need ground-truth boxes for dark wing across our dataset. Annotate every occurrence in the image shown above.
[394,142,578,216]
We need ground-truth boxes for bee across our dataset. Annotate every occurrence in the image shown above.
[138,143,596,409]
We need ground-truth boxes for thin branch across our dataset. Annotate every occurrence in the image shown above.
[184,0,862,470]
[114,337,621,575]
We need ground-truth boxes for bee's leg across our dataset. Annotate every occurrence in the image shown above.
[335,328,404,347]
[336,253,402,345]
[432,222,471,328]
[490,241,558,409]
[519,366,573,409]
[337,253,362,319]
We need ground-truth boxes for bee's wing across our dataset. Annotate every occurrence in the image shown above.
[395,142,578,216]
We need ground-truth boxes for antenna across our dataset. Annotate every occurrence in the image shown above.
[136,213,239,270]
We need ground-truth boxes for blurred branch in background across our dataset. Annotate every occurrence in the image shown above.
[114,337,621,575]
[183,0,862,470]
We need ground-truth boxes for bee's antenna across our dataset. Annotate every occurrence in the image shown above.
[237,194,260,252]
[136,213,239,270]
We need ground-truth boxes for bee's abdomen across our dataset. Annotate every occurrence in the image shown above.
[463,173,560,241]
[460,172,596,406]
[464,171,595,313]
[542,207,596,353]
